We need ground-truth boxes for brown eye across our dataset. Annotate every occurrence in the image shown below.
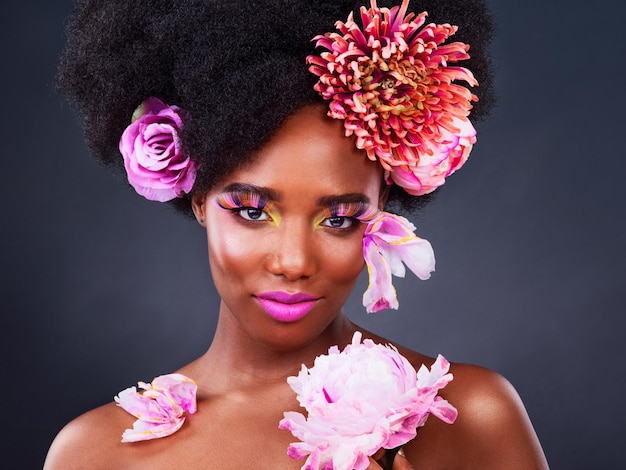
[323,216,353,229]
[239,208,268,221]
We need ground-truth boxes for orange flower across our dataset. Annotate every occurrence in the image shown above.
[307,0,478,195]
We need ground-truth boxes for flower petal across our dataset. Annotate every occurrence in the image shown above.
[280,332,456,468]
[363,235,399,313]
[119,98,196,202]
[115,373,197,442]
[362,211,434,312]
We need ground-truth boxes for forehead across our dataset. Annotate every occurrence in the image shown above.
[216,106,383,202]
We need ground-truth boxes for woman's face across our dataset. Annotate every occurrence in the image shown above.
[193,106,385,351]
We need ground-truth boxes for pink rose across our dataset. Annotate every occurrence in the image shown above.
[119,97,196,202]
[279,332,457,470]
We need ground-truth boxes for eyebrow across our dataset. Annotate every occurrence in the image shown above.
[316,193,372,207]
[219,184,371,207]
[219,183,281,201]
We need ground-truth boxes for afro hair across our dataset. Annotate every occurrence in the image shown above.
[58,0,495,217]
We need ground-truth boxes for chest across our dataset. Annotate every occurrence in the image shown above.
[115,389,306,469]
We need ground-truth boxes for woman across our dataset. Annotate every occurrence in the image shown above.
[46,0,548,468]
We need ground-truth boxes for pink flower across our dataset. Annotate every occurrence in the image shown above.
[307,0,477,195]
[119,97,197,202]
[388,116,476,195]
[279,332,457,470]
[114,373,197,442]
[362,211,435,313]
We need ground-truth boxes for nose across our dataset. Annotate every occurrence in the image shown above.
[265,220,317,281]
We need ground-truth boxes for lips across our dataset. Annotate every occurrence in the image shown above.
[255,291,319,322]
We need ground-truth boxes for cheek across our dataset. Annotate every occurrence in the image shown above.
[317,232,366,285]
[205,213,265,281]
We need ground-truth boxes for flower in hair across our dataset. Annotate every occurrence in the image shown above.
[279,331,457,470]
[307,0,478,195]
[114,373,197,442]
[363,211,434,313]
[119,97,196,202]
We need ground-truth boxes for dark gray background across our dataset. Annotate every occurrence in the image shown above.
[2,0,624,468]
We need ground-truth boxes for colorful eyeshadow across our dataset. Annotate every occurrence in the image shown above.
[215,190,268,211]
[215,190,280,226]
[314,201,378,228]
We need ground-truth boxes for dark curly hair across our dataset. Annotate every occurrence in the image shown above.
[58,0,495,217]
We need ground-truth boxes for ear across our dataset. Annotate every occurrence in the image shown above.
[378,181,391,210]
[191,192,208,227]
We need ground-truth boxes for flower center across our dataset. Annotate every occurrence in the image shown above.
[380,77,395,90]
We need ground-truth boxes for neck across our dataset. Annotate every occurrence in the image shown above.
[190,300,359,392]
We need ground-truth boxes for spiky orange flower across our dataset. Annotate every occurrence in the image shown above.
[307,0,478,195]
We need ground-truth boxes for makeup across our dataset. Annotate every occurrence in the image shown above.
[255,291,319,322]
[313,201,379,229]
[216,189,267,210]
[215,187,281,226]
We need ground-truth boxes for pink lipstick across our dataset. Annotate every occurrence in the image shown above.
[255,291,319,322]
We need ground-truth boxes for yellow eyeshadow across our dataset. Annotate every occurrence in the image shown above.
[267,209,281,227]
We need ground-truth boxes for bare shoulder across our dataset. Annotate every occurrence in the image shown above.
[360,332,548,469]
[443,362,542,442]
[445,362,535,424]
[44,402,131,470]
[412,359,549,469]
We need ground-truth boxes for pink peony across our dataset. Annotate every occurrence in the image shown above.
[114,373,197,442]
[119,97,197,202]
[362,211,435,313]
[307,0,478,196]
[388,116,476,195]
[279,332,457,470]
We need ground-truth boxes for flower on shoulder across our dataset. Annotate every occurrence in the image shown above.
[114,373,197,442]
[119,97,197,202]
[362,211,435,313]
[279,332,456,470]
[307,0,477,195]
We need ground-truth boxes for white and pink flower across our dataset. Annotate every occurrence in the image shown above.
[362,211,435,313]
[115,373,197,442]
[279,332,457,470]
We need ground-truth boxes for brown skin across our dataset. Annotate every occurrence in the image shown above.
[45,106,548,469]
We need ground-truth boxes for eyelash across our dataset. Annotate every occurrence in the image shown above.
[318,202,378,232]
[215,193,377,231]
[216,191,272,223]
